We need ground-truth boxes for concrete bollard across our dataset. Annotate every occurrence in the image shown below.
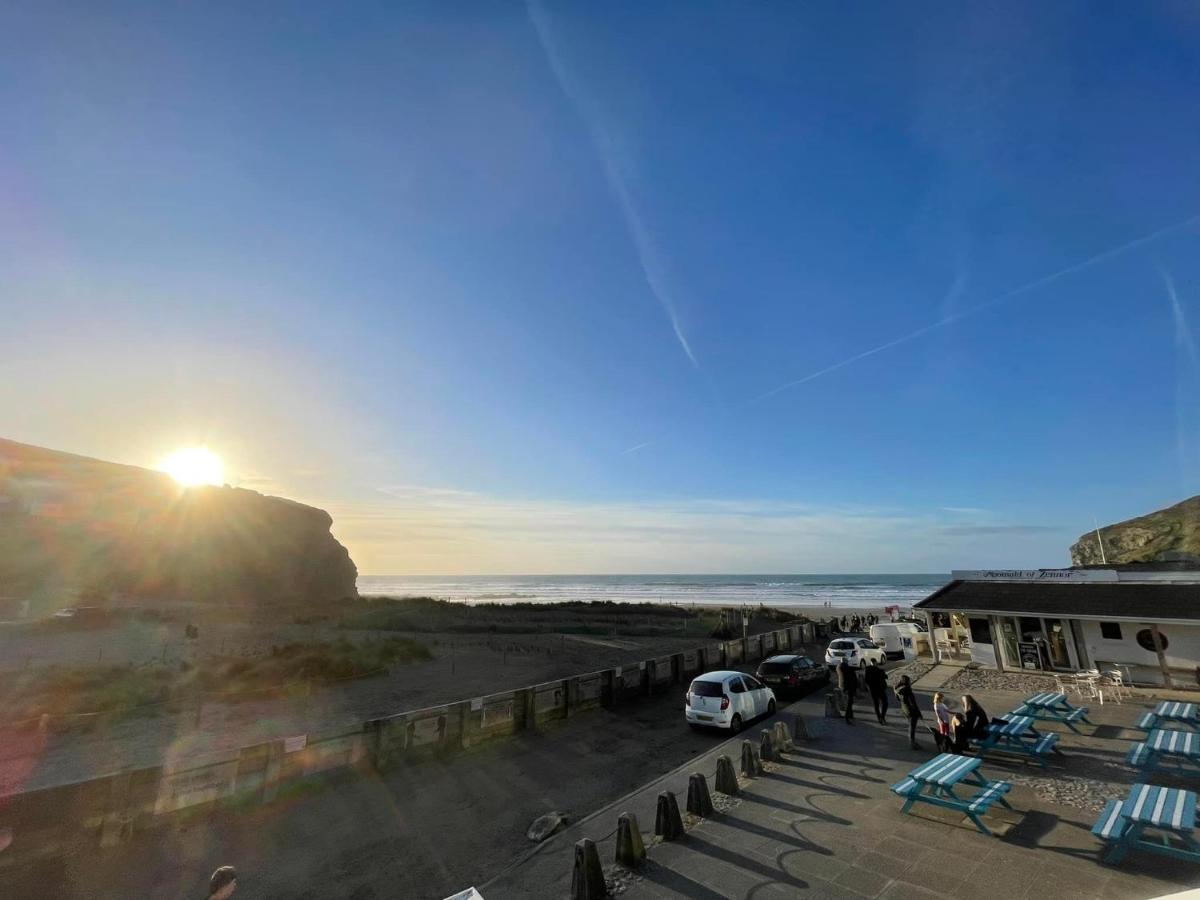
[571,837,607,900]
[794,716,810,741]
[740,739,761,778]
[615,811,646,867]
[654,790,685,840]
[686,772,713,817]
[825,691,841,718]
[715,754,739,795]
[773,720,794,753]
[759,728,774,762]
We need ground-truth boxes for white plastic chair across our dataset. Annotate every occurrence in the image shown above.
[1101,670,1129,702]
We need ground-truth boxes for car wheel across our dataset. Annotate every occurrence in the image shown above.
[767,699,776,715]
[730,714,742,734]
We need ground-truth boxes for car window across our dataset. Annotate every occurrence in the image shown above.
[858,640,875,648]
[743,675,763,691]
[728,677,746,693]
[800,656,814,667]
[689,680,723,697]
[830,640,855,650]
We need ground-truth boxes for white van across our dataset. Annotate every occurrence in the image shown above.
[869,622,921,659]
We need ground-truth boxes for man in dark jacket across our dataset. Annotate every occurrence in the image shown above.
[895,675,923,749]
[836,658,857,724]
[863,658,888,724]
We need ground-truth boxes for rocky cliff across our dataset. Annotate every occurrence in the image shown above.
[1071,495,1200,566]
[0,438,358,614]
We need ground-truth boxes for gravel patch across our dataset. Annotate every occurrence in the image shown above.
[1006,772,1127,812]
[945,667,1060,694]
[888,661,933,684]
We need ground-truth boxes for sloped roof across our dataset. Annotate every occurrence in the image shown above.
[915,580,1200,623]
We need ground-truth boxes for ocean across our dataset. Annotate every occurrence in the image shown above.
[356,574,947,609]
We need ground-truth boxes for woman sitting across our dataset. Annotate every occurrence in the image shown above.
[960,694,990,740]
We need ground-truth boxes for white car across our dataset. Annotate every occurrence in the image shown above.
[825,637,887,669]
[684,670,776,733]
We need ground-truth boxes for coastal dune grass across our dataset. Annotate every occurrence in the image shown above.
[3,635,430,722]
[325,596,733,637]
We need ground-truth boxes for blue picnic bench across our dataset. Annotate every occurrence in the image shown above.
[1127,728,1200,774]
[977,715,1059,766]
[1010,692,1092,733]
[891,753,1013,836]
[1135,702,1200,733]
[1093,784,1200,865]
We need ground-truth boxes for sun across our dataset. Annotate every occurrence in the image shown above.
[159,447,224,487]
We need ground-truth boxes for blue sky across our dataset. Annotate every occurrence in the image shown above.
[3,2,1200,573]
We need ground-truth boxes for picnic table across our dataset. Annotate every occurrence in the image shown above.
[977,714,1059,766]
[1127,729,1200,774]
[1093,783,1200,865]
[1136,701,1200,733]
[890,753,1013,835]
[1011,692,1092,733]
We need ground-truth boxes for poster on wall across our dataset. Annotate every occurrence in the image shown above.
[1017,642,1042,670]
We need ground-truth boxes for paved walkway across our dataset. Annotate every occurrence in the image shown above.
[485,682,1200,899]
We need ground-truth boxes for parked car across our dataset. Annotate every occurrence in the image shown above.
[824,637,887,669]
[869,622,922,660]
[684,670,776,733]
[755,654,829,697]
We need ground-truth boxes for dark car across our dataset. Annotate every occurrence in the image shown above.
[754,654,829,698]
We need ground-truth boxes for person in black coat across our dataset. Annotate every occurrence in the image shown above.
[836,658,857,724]
[863,659,888,724]
[894,674,922,749]
[960,694,989,740]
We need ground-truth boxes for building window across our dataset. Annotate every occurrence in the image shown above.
[968,617,992,644]
[1135,629,1168,653]
[1099,622,1122,640]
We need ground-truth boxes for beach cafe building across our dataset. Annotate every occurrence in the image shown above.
[913,567,1200,687]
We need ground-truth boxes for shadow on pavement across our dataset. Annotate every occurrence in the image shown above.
[636,859,729,900]
[684,833,809,889]
[774,756,885,784]
[715,813,836,854]
[763,769,869,799]
[737,789,852,826]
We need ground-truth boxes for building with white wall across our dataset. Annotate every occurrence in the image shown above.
[913,567,1200,687]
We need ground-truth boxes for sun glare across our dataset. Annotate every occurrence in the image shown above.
[159,447,224,487]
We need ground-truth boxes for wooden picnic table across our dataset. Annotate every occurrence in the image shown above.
[1011,692,1092,733]
[890,753,1013,835]
[1094,783,1200,865]
[1127,729,1200,774]
[977,714,1059,765]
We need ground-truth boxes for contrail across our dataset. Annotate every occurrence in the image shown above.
[621,440,656,455]
[755,213,1200,402]
[526,0,699,369]
[1163,268,1200,372]
[1164,268,1200,492]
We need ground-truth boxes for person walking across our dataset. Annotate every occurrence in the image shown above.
[895,674,923,749]
[836,657,858,724]
[863,658,888,724]
[207,866,238,900]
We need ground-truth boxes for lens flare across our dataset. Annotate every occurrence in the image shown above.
[159,447,224,487]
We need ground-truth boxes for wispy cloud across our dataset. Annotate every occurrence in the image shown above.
[755,213,1200,402]
[935,524,1062,537]
[526,0,699,369]
[938,506,989,515]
